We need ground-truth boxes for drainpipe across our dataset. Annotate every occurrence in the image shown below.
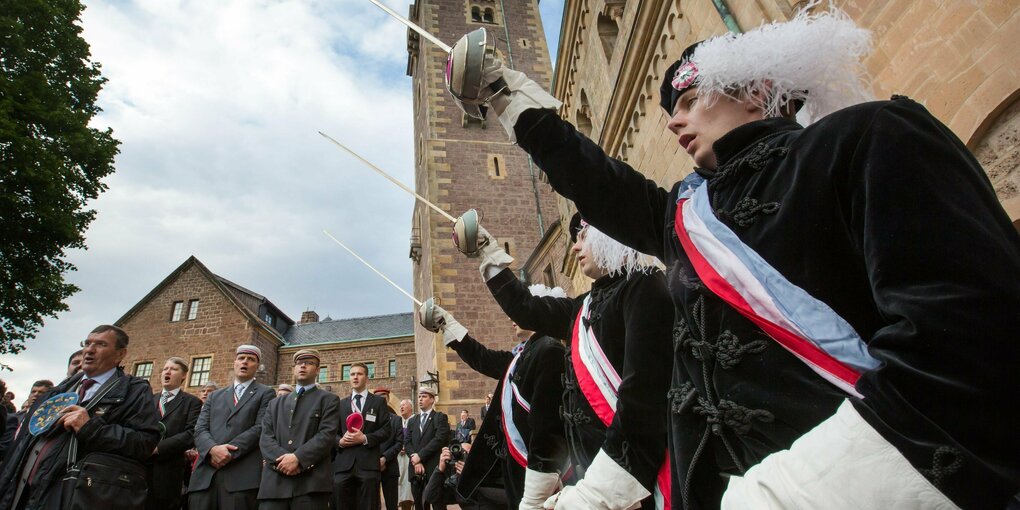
[710,0,742,33]
[499,0,546,239]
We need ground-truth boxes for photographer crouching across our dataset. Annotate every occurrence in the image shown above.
[422,442,507,509]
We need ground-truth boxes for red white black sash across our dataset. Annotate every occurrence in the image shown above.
[501,343,531,469]
[571,297,672,509]
[673,179,879,397]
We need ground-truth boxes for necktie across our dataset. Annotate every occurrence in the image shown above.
[234,384,245,405]
[420,412,428,432]
[353,393,362,413]
[296,386,305,398]
[78,378,97,402]
[159,391,171,416]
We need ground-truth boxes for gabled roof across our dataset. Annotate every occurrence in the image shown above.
[217,275,294,327]
[283,312,414,346]
[114,255,286,344]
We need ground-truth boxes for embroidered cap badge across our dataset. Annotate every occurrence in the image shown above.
[672,61,699,91]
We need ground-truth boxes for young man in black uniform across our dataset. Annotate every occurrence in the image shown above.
[406,387,450,510]
[450,216,673,510]
[444,7,1020,510]
[420,285,568,510]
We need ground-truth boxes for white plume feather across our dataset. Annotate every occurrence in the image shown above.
[584,225,663,277]
[528,284,568,298]
[692,6,873,124]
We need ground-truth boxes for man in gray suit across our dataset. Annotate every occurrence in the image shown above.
[258,349,340,509]
[188,345,275,510]
[333,362,393,509]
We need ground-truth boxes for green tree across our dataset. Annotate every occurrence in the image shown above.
[0,0,119,356]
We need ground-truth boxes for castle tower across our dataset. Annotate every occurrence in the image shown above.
[406,0,559,414]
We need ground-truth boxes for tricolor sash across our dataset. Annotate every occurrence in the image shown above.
[673,177,880,397]
[501,343,531,469]
[571,296,672,509]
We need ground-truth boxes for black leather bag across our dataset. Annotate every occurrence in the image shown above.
[59,377,148,509]
[60,452,147,510]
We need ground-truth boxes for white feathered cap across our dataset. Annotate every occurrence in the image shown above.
[665,5,874,125]
[570,213,663,277]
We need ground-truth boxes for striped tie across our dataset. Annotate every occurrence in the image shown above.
[234,385,244,405]
[159,391,170,416]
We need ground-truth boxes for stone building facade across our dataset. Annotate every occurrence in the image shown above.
[115,256,415,404]
[522,0,1020,290]
[405,0,562,414]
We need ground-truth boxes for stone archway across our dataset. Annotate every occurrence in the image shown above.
[971,94,1020,231]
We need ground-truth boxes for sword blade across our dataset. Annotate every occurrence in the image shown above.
[318,131,457,223]
[365,0,452,53]
[323,230,422,306]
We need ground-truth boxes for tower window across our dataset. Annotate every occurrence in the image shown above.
[488,154,506,180]
[468,3,500,25]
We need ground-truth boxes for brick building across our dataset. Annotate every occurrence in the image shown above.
[521,0,1020,290]
[115,256,415,405]
[406,0,561,414]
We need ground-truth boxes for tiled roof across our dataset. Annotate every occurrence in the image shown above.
[283,312,414,345]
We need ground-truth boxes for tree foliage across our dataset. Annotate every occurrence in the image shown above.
[0,0,119,355]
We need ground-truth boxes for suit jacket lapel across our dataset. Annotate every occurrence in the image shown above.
[161,391,186,420]
[228,383,257,420]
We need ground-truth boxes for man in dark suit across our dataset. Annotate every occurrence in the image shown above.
[333,363,393,509]
[406,387,449,510]
[479,394,491,423]
[378,395,403,510]
[188,345,275,510]
[453,410,475,444]
[147,357,203,510]
[258,349,340,509]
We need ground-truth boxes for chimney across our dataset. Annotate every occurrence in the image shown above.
[299,310,319,324]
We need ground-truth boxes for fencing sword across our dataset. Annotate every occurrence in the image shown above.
[323,230,421,306]
[322,230,441,328]
[365,0,451,53]
[317,132,486,253]
[318,132,457,223]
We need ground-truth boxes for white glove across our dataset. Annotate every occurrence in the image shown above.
[521,468,561,510]
[542,450,648,510]
[485,67,561,142]
[475,224,513,280]
[418,302,469,345]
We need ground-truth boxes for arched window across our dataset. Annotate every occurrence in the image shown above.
[598,12,620,59]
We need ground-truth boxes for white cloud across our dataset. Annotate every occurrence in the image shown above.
[2,0,566,405]
[0,0,419,401]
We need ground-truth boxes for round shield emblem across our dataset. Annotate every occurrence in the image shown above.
[29,392,79,436]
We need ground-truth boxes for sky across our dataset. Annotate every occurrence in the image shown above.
[1,0,565,407]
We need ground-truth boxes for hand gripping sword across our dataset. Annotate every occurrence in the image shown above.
[322,230,442,329]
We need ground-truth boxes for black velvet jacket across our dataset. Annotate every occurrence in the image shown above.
[449,331,566,508]
[487,267,673,497]
[514,98,1020,510]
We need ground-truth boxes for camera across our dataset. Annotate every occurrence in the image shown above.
[446,440,467,467]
